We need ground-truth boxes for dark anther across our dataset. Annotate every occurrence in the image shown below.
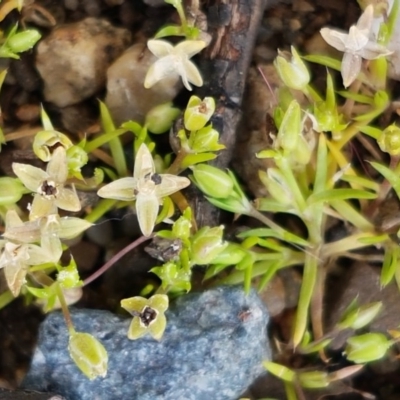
[41,180,57,196]
[151,173,162,185]
[140,306,157,327]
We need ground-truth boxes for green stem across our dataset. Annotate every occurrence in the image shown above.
[293,246,319,347]
[85,198,119,223]
[55,283,75,335]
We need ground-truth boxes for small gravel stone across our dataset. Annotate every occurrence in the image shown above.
[22,286,270,400]
[35,18,131,107]
[105,43,182,125]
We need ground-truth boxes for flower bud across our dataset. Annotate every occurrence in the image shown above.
[67,145,89,178]
[184,96,215,131]
[68,332,108,380]
[263,361,295,382]
[337,302,382,330]
[259,169,292,205]
[191,164,233,199]
[345,333,391,364]
[292,134,312,165]
[378,124,400,155]
[0,177,27,205]
[190,225,227,265]
[33,130,73,162]
[275,100,302,153]
[298,371,329,389]
[145,102,180,134]
[190,125,225,153]
[7,30,41,53]
[274,46,310,90]
[208,243,247,265]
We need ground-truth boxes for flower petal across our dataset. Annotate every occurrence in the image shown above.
[149,294,169,312]
[40,234,62,263]
[346,26,369,52]
[148,313,167,341]
[59,217,93,240]
[144,56,178,89]
[5,261,27,296]
[47,146,68,184]
[30,195,56,220]
[361,41,393,59]
[56,186,81,212]
[154,174,190,198]
[5,210,24,228]
[341,52,362,88]
[127,317,148,340]
[12,163,48,192]
[320,28,347,52]
[136,193,159,237]
[97,177,137,201]
[121,296,148,314]
[356,4,373,32]
[181,59,203,90]
[134,144,155,180]
[26,243,54,264]
[147,39,173,58]
[175,40,207,58]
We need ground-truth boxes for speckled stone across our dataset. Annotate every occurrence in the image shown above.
[22,286,270,400]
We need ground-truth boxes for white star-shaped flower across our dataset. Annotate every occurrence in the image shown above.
[97,143,190,237]
[144,39,206,91]
[12,146,81,220]
[320,5,392,87]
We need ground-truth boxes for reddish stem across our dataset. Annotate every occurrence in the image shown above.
[83,234,153,287]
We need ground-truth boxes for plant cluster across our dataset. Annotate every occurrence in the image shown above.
[0,0,400,397]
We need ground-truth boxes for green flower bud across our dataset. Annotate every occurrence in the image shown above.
[345,333,391,364]
[191,164,234,199]
[190,225,228,265]
[0,177,27,205]
[298,371,329,389]
[263,362,295,383]
[7,29,41,53]
[208,243,247,265]
[275,100,302,153]
[67,145,89,178]
[57,258,82,289]
[68,332,108,380]
[337,302,382,330]
[145,102,180,134]
[33,129,73,162]
[274,46,310,90]
[190,125,225,153]
[291,134,312,166]
[184,96,215,131]
[378,124,400,155]
[259,169,292,205]
[172,209,192,240]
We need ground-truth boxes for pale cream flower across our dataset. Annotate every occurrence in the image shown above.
[144,39,206,91]
[12,146,81,220]
[97,143,190,237]
[320,5,392,87]
[120,294,169,341]
[0,240,52,296]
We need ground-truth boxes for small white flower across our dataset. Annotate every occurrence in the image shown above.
[0,240,52,296]
[97,143,190,237]
[12,146,81,220]
[144,39,206,91]
[320,5,392,87]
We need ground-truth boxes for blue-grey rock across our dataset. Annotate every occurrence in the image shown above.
[22,286,270,400]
